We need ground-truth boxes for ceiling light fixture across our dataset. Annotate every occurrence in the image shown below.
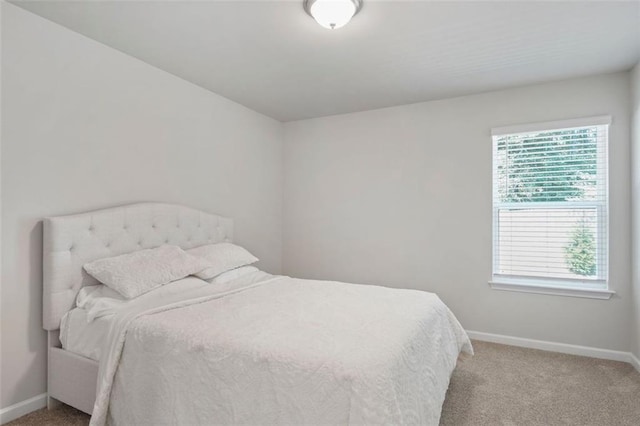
[303,0,363,30]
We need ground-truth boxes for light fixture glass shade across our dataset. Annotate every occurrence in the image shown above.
[305,0,362,30]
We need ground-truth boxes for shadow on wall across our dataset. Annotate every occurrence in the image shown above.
[29,221,45,351]
[11,221,47,403]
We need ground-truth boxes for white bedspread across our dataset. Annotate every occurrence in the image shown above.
[90,274,472,426]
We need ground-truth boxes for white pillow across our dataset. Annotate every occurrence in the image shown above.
[187,243,258,280]
[83,245,211,299]
[208,265,259,285]
[76,285,124,308]
[76,285,126,322]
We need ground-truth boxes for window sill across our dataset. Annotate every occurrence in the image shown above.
[488,280,615,300]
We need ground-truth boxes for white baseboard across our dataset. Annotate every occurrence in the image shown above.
[467,330,639,369]
[630,352,640,373]
[0,393,47,425]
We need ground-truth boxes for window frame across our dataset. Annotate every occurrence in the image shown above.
[489,116,614,300]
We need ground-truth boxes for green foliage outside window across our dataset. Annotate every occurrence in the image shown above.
[564,221,596,276]
[497,127,597,203]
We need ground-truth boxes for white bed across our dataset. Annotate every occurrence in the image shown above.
[44,202,472,425]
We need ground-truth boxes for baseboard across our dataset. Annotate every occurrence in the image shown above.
[0,393,47,425]
[630,352,640,374]
[466,330,636,366]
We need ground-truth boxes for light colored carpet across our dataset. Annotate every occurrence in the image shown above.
[440,341,640,425]
[7,341,640,425]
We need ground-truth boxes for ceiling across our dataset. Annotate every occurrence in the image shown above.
[12,0,640,122]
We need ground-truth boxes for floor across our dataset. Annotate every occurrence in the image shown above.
[7,341,640,426]
[440,341,640,425]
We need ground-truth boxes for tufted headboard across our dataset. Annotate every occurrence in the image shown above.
[42,202,233,330]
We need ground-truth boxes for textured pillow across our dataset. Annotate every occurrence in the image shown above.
[83,245,211,299]
[187,243,258,280]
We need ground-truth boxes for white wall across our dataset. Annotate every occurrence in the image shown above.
[284,72,632,352]
[631,62,640,359]
[0,3,283,409]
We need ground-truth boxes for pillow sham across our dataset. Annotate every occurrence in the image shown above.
[76,284,126,322]
[208,265,259,285]
[83,245,211,299]
[76,284,124,308]
[187,242,258,280]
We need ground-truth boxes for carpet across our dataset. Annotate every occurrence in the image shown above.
[7,341,640,425]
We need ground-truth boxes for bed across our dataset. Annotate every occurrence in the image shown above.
[43,202,472,426]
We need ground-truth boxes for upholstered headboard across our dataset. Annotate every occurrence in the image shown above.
[42,202,233,330]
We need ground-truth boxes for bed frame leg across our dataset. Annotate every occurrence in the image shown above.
[47,331,62,410]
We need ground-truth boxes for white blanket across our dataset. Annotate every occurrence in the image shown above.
[90,275,472,426]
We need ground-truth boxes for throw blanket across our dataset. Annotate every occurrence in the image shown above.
[90,275,472,426]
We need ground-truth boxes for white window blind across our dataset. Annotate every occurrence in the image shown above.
[491,116,609,290]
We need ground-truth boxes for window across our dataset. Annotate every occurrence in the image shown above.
[490,116,613,299]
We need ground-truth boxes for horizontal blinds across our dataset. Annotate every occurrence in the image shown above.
[492,121,608,284]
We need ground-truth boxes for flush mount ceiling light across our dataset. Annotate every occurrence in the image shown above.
[304,0,363,30]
